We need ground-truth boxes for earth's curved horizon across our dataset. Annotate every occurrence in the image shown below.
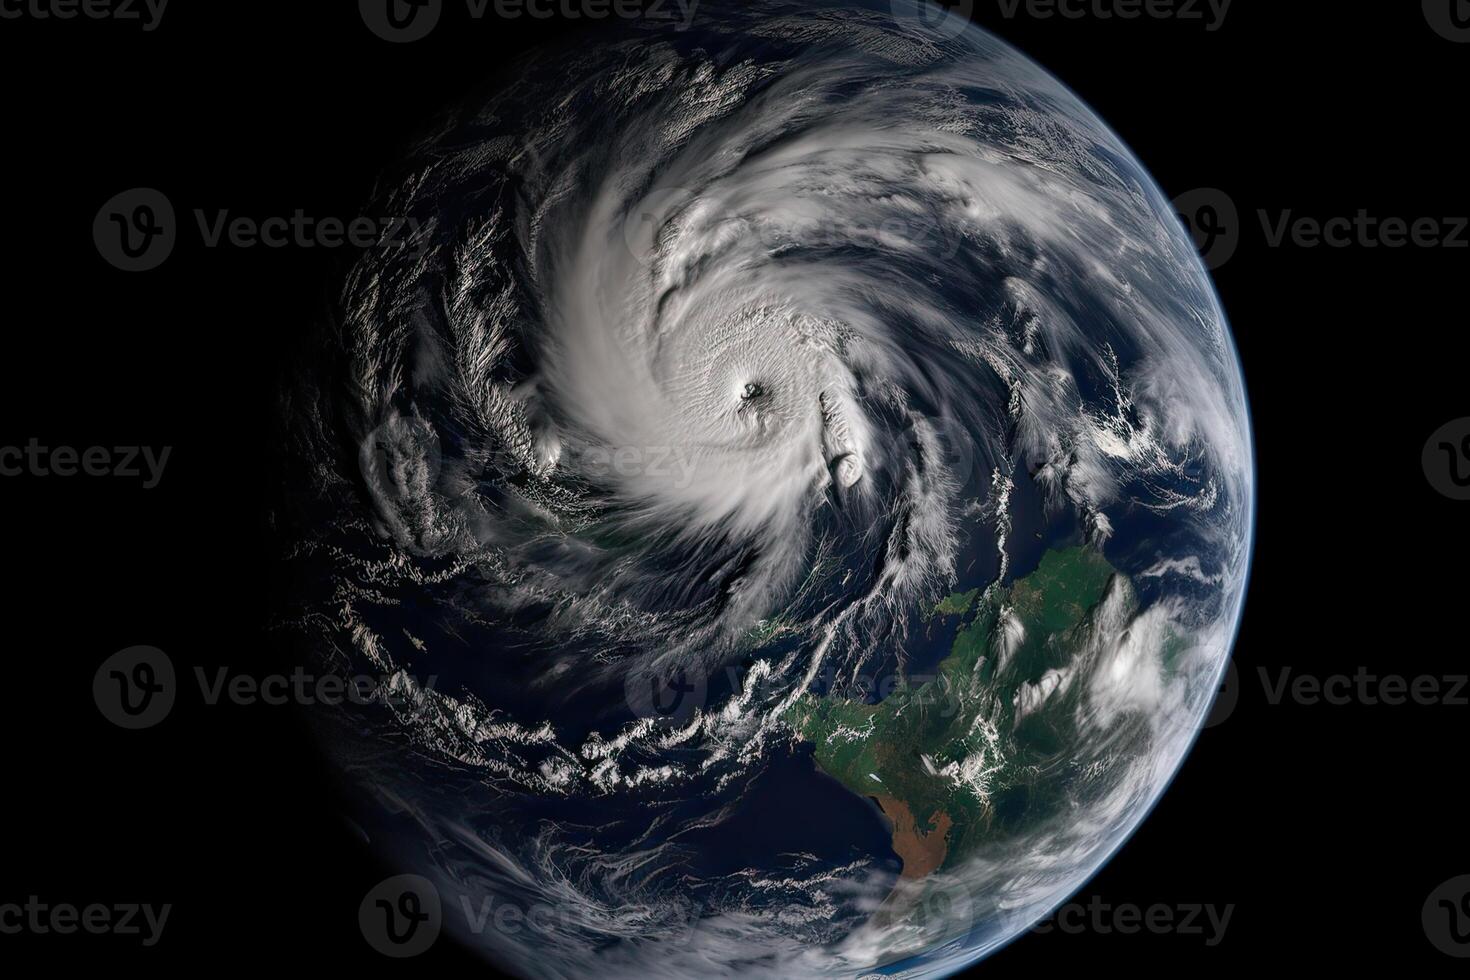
[273,2,1254,976]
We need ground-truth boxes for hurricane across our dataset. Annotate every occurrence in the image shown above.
[273,1,1254,976]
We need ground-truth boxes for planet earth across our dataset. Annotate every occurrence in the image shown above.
[273,1,1254,976]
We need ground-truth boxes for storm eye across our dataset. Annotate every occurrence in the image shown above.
[741,382,765,400]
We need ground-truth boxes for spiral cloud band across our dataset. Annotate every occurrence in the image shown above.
[279,2,1252,977]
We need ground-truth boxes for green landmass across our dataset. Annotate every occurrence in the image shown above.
[783,546,1126,876]
[929,588,978,620]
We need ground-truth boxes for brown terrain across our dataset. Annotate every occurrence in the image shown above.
[872,794,953,879]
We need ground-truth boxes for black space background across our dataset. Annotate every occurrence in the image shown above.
[1,1,1464,974]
